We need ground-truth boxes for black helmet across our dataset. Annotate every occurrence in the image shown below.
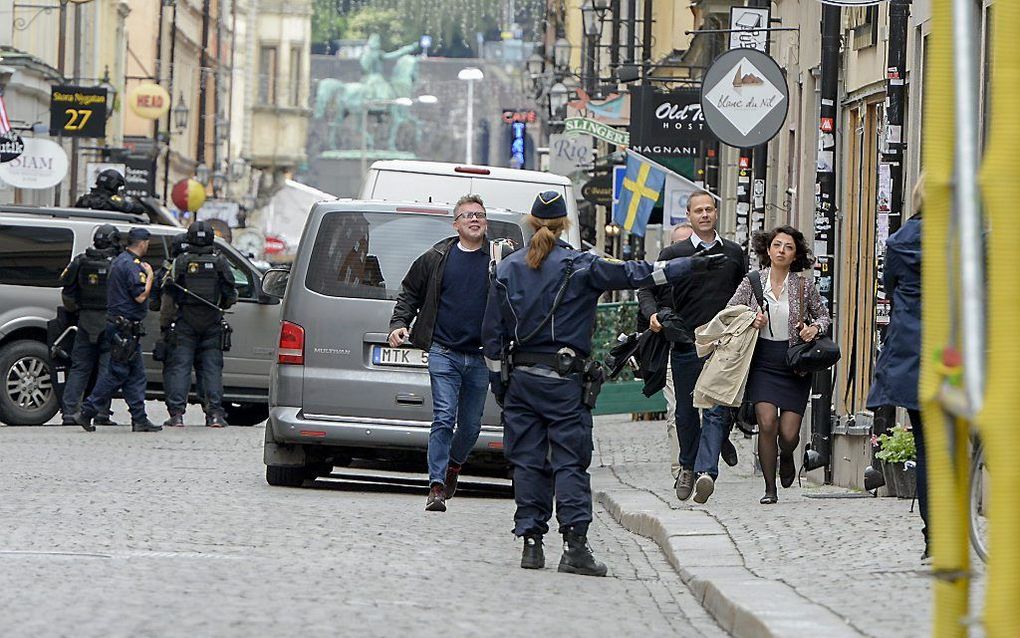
[96,169,126,194]
[93,224,120,249]
[186,220,215,247]
[171,233,191,257]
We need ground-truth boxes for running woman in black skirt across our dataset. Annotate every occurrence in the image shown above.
[727,227,831,504]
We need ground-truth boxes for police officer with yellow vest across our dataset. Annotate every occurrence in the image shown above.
[58,224,119,425]
[163,221,237,427]
[482,192,725,575]
[76,227,162,432]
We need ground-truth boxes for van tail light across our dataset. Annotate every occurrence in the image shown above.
[278,321,305,365]
[454,166,491,175]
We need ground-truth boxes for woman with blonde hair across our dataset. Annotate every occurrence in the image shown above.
[482,191,725,575]
[727,225,831,504]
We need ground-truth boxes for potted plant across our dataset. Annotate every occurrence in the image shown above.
[875,425,917,499]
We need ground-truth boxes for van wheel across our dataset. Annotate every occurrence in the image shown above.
[266,465,307,487]
[0,340,59,425]
[225,402,269,426]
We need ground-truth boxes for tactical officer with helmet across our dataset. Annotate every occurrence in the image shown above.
[163,221,237,427]
[481,191,725,576]
[75,169,148,216]
[57,224,120,425]
[76,227,162,432]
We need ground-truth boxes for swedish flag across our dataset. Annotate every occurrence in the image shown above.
[612,151,665,237]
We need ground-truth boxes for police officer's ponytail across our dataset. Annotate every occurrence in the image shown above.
[525,215,571,269]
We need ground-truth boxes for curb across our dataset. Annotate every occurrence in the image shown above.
[591,469,864,638]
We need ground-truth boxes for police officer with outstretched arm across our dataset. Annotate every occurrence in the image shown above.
[163,221,237,427]
[76,228,162,432]
[481,192,725,576]
[58,224,120,426]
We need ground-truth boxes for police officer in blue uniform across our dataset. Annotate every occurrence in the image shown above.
[76,227,162,432]
[163,221,237,427]
[482,191,726,575]
[58,224,120,425]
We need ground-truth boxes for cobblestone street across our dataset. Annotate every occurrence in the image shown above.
[1,404,724,637]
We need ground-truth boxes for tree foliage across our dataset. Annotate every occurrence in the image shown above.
[345,6,406,50]
[312,0,348,45]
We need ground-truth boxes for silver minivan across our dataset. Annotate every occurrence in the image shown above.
[261,200,526,487]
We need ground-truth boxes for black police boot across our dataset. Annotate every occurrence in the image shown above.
[131,419,163,433]
[76,409,96,433]
[94,415,119,426]
[557,528,608,577]
[62,414,77,426]
[521,535,544,569]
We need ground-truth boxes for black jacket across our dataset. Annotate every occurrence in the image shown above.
[388,237,490,351]
[637,237,745,343]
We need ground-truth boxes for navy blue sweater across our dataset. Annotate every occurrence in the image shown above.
[432,243,489,352]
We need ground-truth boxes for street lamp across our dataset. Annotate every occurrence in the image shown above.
[549,82,569,123]
[527,52,544,79]
[457,67,484,165]
[173,94,189,131]
[554,37,572,70]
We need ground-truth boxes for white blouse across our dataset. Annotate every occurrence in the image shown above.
[762,269,790,342]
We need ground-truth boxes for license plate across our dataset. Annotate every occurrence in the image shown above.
[372,346,429,368]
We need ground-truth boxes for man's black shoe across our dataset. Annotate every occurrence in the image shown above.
[76,411,96,432]
[721,437,739,467]
[425,483,446,512]
[521,535,544,569]
[165,414,185,428]
[94,416,119,426]
[62,415,77,426]
[557,530,607,577]
[206,413,228,428]
[131,419,163,433]
[444,463,461,499]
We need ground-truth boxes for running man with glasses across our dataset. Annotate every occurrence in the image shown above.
[388,194,494,512]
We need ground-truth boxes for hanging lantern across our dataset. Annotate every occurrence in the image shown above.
[171,178,207,212]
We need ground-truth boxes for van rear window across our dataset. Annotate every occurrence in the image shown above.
[305,212,524,300]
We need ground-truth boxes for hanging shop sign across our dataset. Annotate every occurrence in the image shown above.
[509,121,526,169]
[564,117,629,147]
[0,137,69,189]
[109,143,158,198]
[171,178,207,212]
[502,109,538,124]
[729,7,770,52]
[701,48,788,148]
[629,85,708,158]
[548,133,593,178]
[0,131,25,163]
[49,85,108,138]
[127,83,171,120]
[566,91,631,127]
[581,173,614,206]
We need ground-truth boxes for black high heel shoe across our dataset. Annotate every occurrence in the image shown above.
[760,492,778,505]
[779,453,796,489]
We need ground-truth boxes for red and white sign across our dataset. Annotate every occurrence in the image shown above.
[264,235,286,255]
[820,117,834,133]
[738,156,751,169]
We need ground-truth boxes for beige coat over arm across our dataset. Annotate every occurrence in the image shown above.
[692,304,759,409]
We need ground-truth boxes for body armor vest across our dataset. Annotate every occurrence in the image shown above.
[179,249,220,306]
[77,249,114,310]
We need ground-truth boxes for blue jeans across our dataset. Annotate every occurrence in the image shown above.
[165,320,223,417]
[61,325,112,420]
[426,344,488,485]
[670,347,731,478]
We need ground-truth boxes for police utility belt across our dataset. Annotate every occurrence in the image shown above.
[509,347,606,409]
[108,316,145,363]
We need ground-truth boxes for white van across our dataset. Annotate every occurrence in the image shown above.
[360,160,582,248]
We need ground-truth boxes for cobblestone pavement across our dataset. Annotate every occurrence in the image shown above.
[1,401,725,637]
[592,414,988,638]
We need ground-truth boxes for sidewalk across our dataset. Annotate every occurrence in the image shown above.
[590,414,986,638]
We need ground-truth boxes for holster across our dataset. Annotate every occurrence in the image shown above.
[581,361,606,410]
[220,321,233,352]
[109,317,143,364]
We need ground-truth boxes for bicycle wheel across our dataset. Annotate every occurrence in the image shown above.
[969,441,989,563]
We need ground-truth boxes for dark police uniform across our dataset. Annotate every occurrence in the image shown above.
[75,169,149,216]
[58,224,119,424]
[481,191,724,576]
[77,228,160,432]
[164,222,237,426]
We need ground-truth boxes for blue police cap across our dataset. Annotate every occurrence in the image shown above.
[530,191,567,219]
[127,227,150,242]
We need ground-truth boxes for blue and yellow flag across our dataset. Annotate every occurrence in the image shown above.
[612,151,665,237]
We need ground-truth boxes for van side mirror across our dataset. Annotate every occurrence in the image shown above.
[261,267,290,299]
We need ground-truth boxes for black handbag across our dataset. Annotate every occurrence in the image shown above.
[785,277,840,374]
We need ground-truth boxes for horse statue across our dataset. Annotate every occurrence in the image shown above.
[384,54,422,149]
[313,35,420,152]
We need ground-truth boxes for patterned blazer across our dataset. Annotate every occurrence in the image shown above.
[727,269,832,346]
